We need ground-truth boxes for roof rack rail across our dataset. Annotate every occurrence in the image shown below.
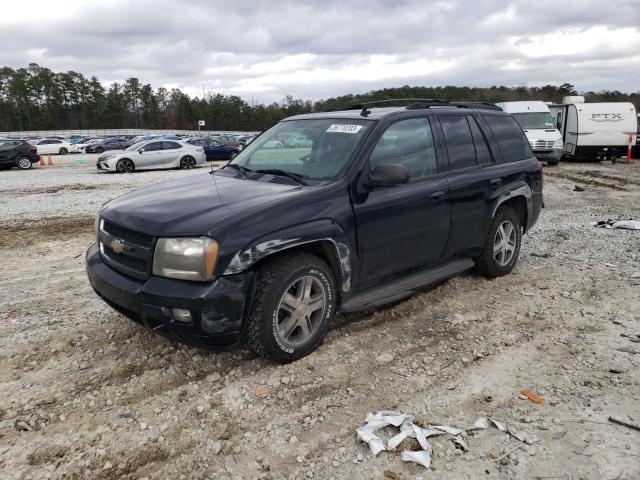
[406,101,502,111]
[357,98,445,117]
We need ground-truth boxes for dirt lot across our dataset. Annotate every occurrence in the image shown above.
[1,162,639,480]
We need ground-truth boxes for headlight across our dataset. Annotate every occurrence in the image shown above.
[152,237,218,281]
[94,213,101,241]
[552,139,563,149]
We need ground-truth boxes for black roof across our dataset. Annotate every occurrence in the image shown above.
[287,98,503,121]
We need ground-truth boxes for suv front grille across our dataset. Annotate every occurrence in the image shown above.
[99,219,154,280]
[102,220,153,248]
[101,243,149,276]
[529,140,555,150]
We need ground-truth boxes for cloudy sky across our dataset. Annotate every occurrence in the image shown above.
[0,0,638,103]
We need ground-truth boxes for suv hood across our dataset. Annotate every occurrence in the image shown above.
[101,171,304,237]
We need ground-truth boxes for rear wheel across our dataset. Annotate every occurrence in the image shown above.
[229,151,238,160]
[116,158,135,174]
[180,156,196,169]
[246,252,336,363]
[475,206,522,278]
[95,147,104,154]
[16,156,33,170]
[59,147,68,155]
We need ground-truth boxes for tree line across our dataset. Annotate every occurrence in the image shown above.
[1,64,637,132]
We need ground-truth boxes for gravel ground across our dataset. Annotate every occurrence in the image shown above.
[1,161,639,479]
[0,161,224,223]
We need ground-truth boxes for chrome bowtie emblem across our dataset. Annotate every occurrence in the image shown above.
[110,239,124,254]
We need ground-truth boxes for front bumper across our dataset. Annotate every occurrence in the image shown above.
[533,149,562,161]
[86,243,253,350]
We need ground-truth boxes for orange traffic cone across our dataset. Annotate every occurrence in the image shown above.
[38,155,44,166]
[47,155,54,166]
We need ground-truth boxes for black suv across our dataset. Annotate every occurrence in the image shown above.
[85,138,130,154]
[0,139,39,170]
[87,99,543,362]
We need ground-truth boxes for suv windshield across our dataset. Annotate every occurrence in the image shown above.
[511,112,555,130]
[229,118,373,180]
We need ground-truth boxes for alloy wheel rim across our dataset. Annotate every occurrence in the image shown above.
[276,276,326,347]
[118,160,133,173]
[18,158,31,169]
[493,220,517,266]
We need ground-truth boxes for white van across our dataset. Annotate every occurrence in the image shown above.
[496,101,563,165]
[549,97,637,160]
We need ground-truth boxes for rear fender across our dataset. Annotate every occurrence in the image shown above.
[490,181,533,231]
[221,219,354,292]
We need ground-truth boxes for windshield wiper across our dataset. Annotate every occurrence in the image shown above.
[254,169,309,186]
[221,163,253,179]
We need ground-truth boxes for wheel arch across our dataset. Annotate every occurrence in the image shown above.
[490,183,531,232]
[221,222,353,293]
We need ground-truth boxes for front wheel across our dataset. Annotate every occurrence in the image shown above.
[16,156,33,170]
[180,156,196,169]
[59,147,68,155]
[116,158,135,174]
[246,252,336,363]
[95,147,104,154]
[475,206,522,278]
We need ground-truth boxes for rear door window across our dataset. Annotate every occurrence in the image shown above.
[162,141,182,150]
[468,116,493,164]
[483,115,531,162]
[439,115,477,170]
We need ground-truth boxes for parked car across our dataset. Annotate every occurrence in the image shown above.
[71,138,102,153]
[87,99,543,362]
[284,134,313,148]
[263,139,283,149]
[30,138,71,155]
[187,138,239,160]
[85,137,130,154]
[0,139,39,170]
[130,135,158,144]
[96,140,206,173]
[213,134,246,150]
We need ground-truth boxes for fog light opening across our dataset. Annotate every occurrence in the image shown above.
[171,308,193,323]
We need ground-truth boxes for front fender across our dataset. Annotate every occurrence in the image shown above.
[221,219,354,292]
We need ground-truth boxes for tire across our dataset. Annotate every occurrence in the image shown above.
[16,156,33,170]
[547,160,559,166]
[59,147,68,155]
[95,147,104,154]
[229,152,237,160]
[246,252,336,363]
[475,206,522,278]
[116,158,135,174]
[237,144,244,151]
[180,156,196,169]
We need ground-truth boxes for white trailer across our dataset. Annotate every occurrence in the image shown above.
[549,97,637,160]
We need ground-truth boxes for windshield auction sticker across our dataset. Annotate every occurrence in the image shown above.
[327,124,363,134]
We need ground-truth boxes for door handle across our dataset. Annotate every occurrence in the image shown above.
[430,190,446,200]
[489,178,502,186]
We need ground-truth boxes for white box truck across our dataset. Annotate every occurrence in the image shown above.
[496,101,563,165]
[549,96,637,160]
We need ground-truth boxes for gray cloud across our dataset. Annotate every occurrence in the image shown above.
[0,0,638,103]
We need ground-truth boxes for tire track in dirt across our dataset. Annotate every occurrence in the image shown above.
[544,170,628,191]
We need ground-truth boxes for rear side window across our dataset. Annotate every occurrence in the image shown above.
[468,117,493,164]
[439,115,476,170]
[483,115,531,162]
[162,141,182,150]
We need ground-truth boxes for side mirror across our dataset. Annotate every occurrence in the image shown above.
[138,149,145,153]
[363,164,410,188]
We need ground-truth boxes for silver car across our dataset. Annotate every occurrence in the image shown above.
[96,140,206,173]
